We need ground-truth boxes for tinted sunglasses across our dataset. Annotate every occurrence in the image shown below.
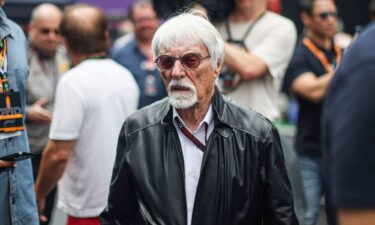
[154,53,210,70]
[40,28,60,35]
[315,11,338,20]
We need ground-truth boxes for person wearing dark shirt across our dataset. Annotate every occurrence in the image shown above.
[111,1,166,109]
[322,23,375,225]
[283,0,341,225]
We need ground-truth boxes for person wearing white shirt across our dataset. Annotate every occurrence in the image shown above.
[35,5,139,225]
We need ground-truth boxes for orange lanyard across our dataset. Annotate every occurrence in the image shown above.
[303,37,342,72]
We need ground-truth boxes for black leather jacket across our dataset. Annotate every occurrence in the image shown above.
[100,88,298,225]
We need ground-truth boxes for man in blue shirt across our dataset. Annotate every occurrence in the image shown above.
[111,1,167,109]
[0,1,39,224]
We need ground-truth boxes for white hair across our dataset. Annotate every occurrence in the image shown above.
[151,12,225,70]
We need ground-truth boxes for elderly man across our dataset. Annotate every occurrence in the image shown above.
[27,3,69,135]
[35,4,139,225]
[26,4,69,224]
[100,12,298,225]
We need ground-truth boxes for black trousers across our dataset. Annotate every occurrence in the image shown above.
[32,154,57,225]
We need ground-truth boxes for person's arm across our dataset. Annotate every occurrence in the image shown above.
[35,139,75,222]
[291,71,334,103]
[224,42,269,80]
[100,123,137,225]
[224,21,297,81]
[261,125,299,225]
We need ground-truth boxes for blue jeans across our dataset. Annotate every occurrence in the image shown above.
[299,156,323,225]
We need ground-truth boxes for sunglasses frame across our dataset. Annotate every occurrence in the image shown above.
[314,11,338,20]
[40,28,60,35]
[154,53,210,70]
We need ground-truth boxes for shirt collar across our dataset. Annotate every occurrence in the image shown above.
[0,8,12,40]
[173,104,213,133]
[0,8,6,20]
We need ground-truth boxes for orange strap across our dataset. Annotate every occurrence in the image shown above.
[5,95,10,108]
[0,126,24,132]
[0,113,23,120]
[0,113,24,132]
[303,37,342,72]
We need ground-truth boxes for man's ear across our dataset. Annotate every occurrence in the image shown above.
[28,24,35,39]
[214,59,223,77]
[301,12,311,27]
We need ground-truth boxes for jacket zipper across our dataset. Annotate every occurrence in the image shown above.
[190,132,218,225]
[171,129,188,225]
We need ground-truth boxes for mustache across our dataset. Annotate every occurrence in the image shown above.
[168,79,196,92]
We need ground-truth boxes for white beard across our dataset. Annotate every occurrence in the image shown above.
[168,78,198,109]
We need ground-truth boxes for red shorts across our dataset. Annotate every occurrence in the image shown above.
[66,216,100,225]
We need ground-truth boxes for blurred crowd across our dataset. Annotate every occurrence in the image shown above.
[0,0,375,225]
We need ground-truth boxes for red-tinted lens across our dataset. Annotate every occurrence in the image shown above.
[157,55,175,70]
[181,53,201,69]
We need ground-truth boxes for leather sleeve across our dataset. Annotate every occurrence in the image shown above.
[100,123,137,225]
[261,125,299,225]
